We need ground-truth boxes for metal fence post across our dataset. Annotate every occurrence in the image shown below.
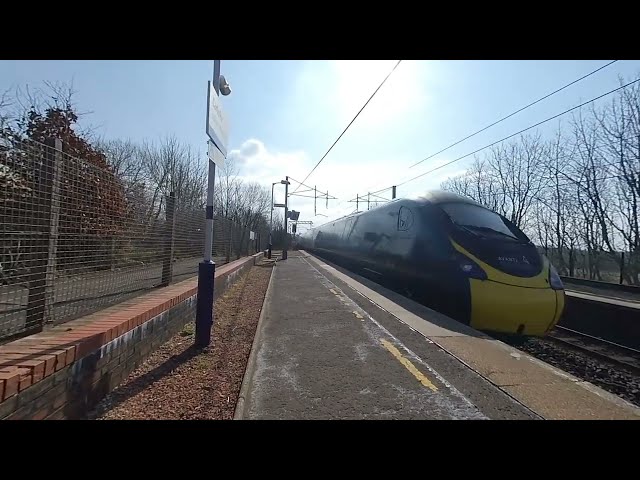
[27,138,62,332]
[212,214,218,260]
[110,236,117,272]
[161,191,176,287]
[45,139,62,326]
[620,251,625,285]
[226,219,232,263]
[236,224,241,259]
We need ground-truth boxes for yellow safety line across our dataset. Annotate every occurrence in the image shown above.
[380,339,438,392]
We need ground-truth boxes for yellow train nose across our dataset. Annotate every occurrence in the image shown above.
[468,279,564,336]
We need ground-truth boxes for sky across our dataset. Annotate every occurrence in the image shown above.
[1,59,640,232]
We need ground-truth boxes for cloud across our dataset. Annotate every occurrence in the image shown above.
[225,138,402,225]
[235,139,262,160]
[226,138,473,231]
[229,138,476,233]
[227,138,310,185]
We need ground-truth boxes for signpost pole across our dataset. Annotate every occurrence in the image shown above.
[196,59,228,348]
[268,183,274,259]
[283,176,289,260]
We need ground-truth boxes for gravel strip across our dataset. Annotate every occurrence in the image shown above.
[87,261,273,420]
[514,337,640,407]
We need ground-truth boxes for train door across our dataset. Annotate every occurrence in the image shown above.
[395,205,415,260]
[416,204,450,272]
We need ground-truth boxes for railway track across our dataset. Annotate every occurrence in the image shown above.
[560,275,640,295]
[561,276,640,304]
[546,326,640,374]
[511,326,640,407]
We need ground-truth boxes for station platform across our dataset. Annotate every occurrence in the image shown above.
[236,251,640,420]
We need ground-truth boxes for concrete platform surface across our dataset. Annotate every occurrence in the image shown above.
[237,251,640,420]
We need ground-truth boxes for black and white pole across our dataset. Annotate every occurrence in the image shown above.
[282,175,289,260]
[195,60,223,348]
[268,182,275,259]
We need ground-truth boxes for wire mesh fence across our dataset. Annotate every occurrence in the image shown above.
[538,246,638,285]
[0,134,268,343]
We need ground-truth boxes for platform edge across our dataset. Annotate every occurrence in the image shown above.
[233,260,276,420]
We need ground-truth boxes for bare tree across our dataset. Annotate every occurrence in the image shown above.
[536,125,578,274]
[98,139,142,184]
[0,88,14,134]
[441,134,548,232]
[567,108,619,280]
[484,134,548,230]
[594,78,640,284]
[232,181,271,230]
[132,135,205,226]
[440,156,506,214]
[215,155,242,219]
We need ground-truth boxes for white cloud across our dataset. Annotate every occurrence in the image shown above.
[226,138,405,226]
[224,137,474,235]
[227,138,310,186]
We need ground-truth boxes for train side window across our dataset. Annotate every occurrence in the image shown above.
[342,218,353,239]
[397,206,414,231]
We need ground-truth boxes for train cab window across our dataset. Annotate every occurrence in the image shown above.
[342,218,355,240]
[398,206,414,231]
[440,202,526,241]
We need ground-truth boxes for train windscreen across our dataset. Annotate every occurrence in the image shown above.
[440,203,524,242]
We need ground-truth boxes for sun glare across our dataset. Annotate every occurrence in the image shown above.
[329,60,427,129]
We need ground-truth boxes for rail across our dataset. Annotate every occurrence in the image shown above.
[548,326,640,374]
[560,276,640,295]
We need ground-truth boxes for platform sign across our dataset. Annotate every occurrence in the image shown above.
[288,210,300,221]
[206,80,229,158]
[208,140,225,168]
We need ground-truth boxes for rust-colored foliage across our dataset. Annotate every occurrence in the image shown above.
[26,105,128,238]
[0,103,129,281]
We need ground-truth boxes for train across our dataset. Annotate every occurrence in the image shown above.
[298,191,565,337]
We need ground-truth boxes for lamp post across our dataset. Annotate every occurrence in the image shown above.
[282,176,289,260]
[269,180,287,259]
[195,59,231,348]
[269,179,289,259]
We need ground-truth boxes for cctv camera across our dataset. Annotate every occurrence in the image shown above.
[219,74,232,96]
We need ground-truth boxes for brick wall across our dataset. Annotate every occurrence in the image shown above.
[0,253,263,420]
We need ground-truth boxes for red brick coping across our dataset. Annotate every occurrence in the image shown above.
[0,253,263,418]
